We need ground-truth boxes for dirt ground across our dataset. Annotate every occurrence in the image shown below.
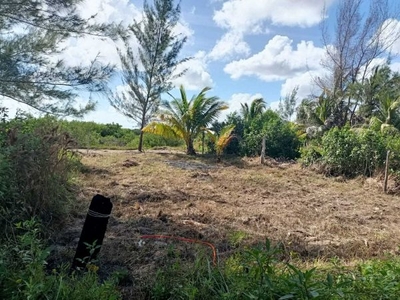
[53,149,400,297]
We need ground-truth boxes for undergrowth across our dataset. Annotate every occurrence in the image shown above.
[148,240,400,299]
[0,115,82,236]
[0,219,121,300]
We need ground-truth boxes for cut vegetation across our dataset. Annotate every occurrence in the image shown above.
[53,149,400,298]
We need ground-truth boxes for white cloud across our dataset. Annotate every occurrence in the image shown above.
[209,0,334,61]
[52,0,139,68]
[224,35,325,81]
[361,58,388,79]
[172,51,214,90]
[173,19,195,43]
[208,31,250,61]
[378,18,400,55]
[280,71,325,100]
[0,98,38,118]
[59,0,194,69]
[77,0,140,26]
[213,0,334,33]
[58,36,124,67]
[219,92,263,121]
[221,35,328,104]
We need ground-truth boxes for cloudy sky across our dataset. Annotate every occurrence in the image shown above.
[6,0,400,128]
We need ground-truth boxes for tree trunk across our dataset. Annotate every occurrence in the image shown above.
[260,136,266,164]
[384,150,390,194]
[138,112,147,152]
[202,131,205,155]
[186,139,196,155]
[138,129,144,152]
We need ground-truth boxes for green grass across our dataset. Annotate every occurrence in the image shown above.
[147,240,400,300]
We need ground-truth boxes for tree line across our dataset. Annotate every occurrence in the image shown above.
[2,0,400,165]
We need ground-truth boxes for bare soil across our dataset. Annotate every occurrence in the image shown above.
[54,149,400,298]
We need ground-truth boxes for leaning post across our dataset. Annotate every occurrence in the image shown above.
[384,150,391,194]
[72,194,113,270]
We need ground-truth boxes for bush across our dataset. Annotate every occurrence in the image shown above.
[299,143,323,166]
[301,127,388,177]
[127,133,183,149]
[60,120,183,149]
[243,110,300,159]
[224,113,245,155]
[384,132,400,172]
[0,116,79,236]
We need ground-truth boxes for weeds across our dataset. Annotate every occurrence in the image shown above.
[0,219,121,300]
[149,240,400,299]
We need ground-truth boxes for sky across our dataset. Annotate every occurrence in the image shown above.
[5,0,400,128]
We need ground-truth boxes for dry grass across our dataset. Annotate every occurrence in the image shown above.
[54,149,400,297]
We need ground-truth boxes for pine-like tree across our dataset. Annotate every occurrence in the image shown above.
[108,0,189,152]
[278,87,298,121]
[0,0,115,117]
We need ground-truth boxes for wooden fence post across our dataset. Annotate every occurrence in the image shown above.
[384,150,390,194]
[260,136,266,165]
[72,194,113,270]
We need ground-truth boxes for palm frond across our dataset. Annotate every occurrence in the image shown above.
[241,98,266,123]
[216,124,236,156]
[204,128,217,143]
[145,85,228,154]
[142,122,180,139]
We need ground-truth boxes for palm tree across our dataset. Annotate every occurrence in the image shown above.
[206,124,236,161]
[240,98,266,124]
[296,92,334,127]
[369,96,400,132]
[142,85,228,155]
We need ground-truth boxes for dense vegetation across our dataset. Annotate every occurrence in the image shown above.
[59,119,183,150]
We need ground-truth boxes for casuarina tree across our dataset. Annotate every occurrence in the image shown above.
[108,0,189,152]
[0,0,115,117]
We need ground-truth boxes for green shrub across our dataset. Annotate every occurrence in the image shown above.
[299,143,323,166]
[127,133,183,149]
[224,112,245,155]
[348,259,400,298]
[59,119,182,149]
[384,132,400,172]
[0,116,79,235]
[243,110,300,159]
[302,127,387,177]
[0,219,121,300]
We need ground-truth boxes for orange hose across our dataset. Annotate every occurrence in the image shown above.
[140,235,217,266]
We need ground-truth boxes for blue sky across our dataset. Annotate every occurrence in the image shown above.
[5,0,400,128]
